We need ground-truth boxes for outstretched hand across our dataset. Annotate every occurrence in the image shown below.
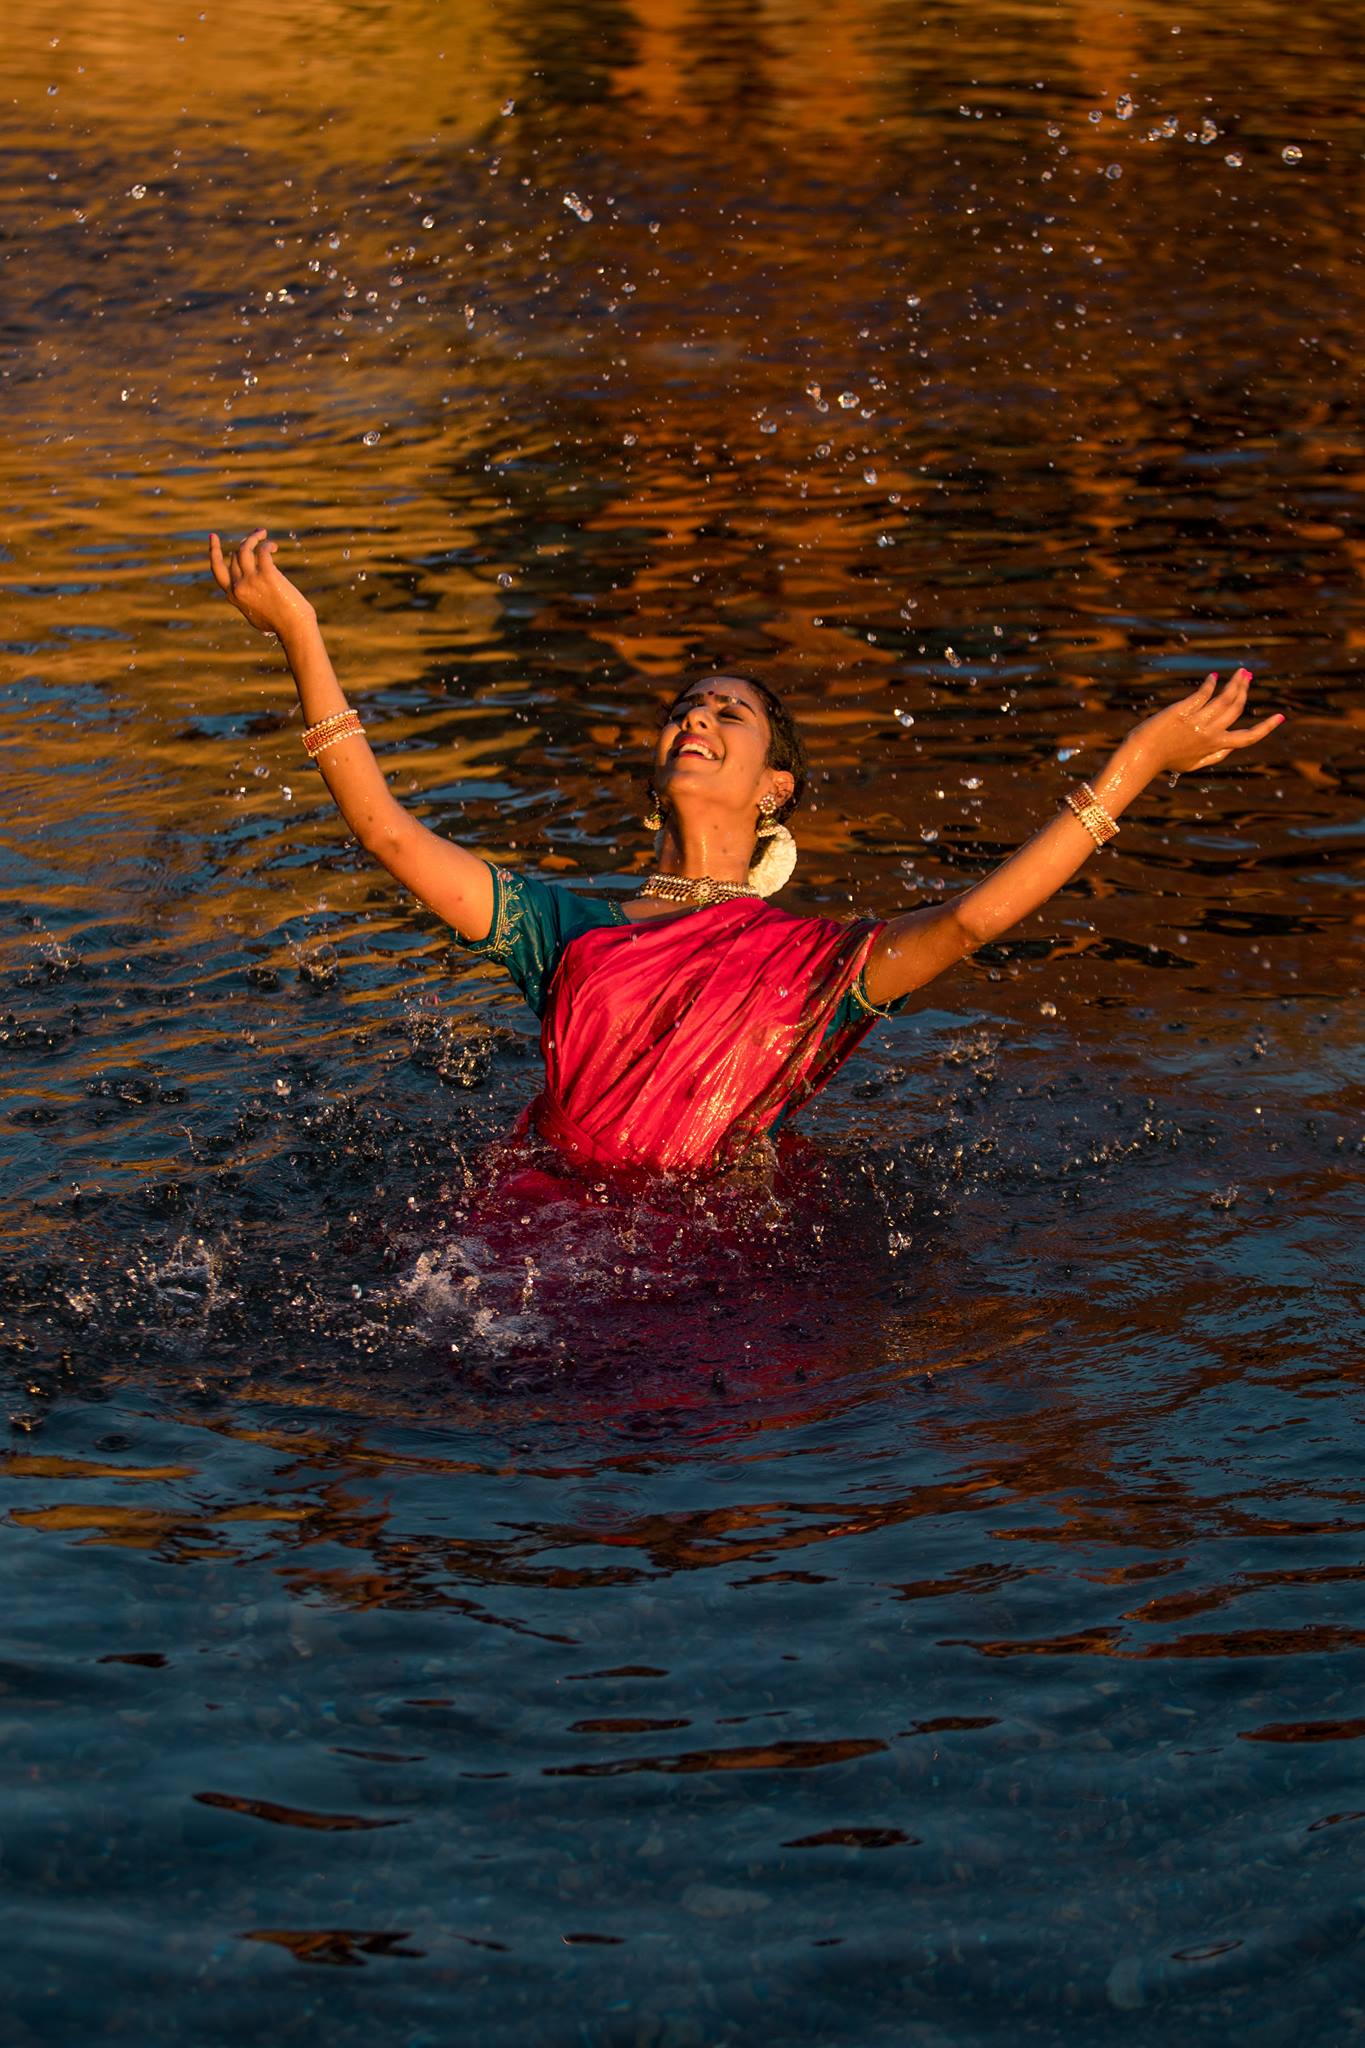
[1128,669,1283,776]
[208,527,317,640]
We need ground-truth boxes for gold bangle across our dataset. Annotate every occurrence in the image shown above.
[303,710,363,757]
[302,709,357,745]
[1064,781,1119,847]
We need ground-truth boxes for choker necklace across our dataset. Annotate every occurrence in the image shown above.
[638,873,758,907]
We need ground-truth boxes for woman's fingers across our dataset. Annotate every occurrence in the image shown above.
[207,532,232,593]
[236,527,270,579]
[1227,712,1285,747]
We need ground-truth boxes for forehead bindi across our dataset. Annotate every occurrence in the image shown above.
[671,678,764,721]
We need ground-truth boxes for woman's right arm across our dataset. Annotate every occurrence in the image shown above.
[209,528,493,940]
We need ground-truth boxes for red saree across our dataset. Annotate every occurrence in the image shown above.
[524,898,885,1175]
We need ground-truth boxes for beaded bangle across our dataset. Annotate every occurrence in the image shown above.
[1064,781,1119,847]
[303,710,363,758]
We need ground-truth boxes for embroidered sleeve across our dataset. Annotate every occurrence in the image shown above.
[447,863,628,1018]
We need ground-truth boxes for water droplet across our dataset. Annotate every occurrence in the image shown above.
[1047,124,1061,140]
[1115,94,1135,120]
[47,84,59,96]
[815,442,832,458]
[1199,117,1218,144]
[1281,144,1303,164]
[501,99,516,116]
[944,646,962,668]
[563,191,593,222]
[1224,150,1243,169]
[1105,163,1122,179]
[1158,114,1179,139]
[622,430,637,445]
[361,428,381,446]
[1056,746,1078,763]
[496,571,513,588]
[327,233,341,249]
[128,183,147,199]
[421,214,435,228]
[905,293,921,308]
[877,533,895,547]
[120,388,131,402]
[1039,1000,1058,1018]
[964,776,982,789]
[648,220,661,234]
[1088,110,1103,125]
[894,709,915,728]
[759,419,777,435]
[863,468,878,484]
[920,827,939,843]
[838,391,859,410]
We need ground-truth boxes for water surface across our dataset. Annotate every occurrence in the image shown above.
[2,3,1363,2042]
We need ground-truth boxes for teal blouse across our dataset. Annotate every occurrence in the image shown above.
[451,864,904,1044]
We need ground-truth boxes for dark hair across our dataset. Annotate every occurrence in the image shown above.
[661,673,809,829]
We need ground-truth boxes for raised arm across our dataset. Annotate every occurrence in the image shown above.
[862,670,1282,1008]
[208,528,493,940]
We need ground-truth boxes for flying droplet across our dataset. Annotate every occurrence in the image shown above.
[905,293,921,308]
[944,646,962,668]
[1039,1000,1058,1018]
[1224,151,1243,168]
[563,192,593,221]
[362,429,381,446]
[496,572,513,588]
[1088,110,1103,125]
[129,183,147,199]
[863,468,878,484]
[920,827,939,843]
[1281,144,1303,164]
[501,99,516,116]
[837,391,859,410]
[1105,163,1122,179]
[1115,94,1135,120]
[894,709,915,727]
[1199,118,1218,144]
[421,214,435,229]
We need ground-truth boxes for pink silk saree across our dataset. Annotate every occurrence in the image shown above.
[524,898,886,1175]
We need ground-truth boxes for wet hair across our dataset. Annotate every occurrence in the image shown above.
[662,673,809,829]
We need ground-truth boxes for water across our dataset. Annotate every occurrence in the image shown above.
[3,2,1363,2041]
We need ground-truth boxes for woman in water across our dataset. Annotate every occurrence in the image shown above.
[209,528,1282,1177]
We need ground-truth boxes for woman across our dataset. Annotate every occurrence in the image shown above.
[209,528,1282,1177]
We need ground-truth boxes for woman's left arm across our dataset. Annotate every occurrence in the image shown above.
[862,669,1283,1008]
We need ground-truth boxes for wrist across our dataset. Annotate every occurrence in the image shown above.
[277,608,321,656]
[1092,732,1160,817]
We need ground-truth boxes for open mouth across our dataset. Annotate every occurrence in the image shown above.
[673,738,718,762]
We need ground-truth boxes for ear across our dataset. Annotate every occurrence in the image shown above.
[762,770,795,810]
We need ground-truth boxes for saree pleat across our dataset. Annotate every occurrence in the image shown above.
[526,899,885,1174]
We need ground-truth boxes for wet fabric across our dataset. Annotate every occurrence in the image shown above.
[451,865,898,1174]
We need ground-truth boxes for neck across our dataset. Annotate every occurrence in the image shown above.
[657,814,755,884]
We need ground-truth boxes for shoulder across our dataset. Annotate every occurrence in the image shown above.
[451,863,628,961]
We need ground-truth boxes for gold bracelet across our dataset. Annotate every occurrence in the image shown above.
[303,710,363,757]
[302,709,357,745]
[1064,780,1119,847]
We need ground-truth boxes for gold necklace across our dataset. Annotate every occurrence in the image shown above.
[638,872,759,907]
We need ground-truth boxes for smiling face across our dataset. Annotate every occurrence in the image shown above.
[653,675,794,825]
